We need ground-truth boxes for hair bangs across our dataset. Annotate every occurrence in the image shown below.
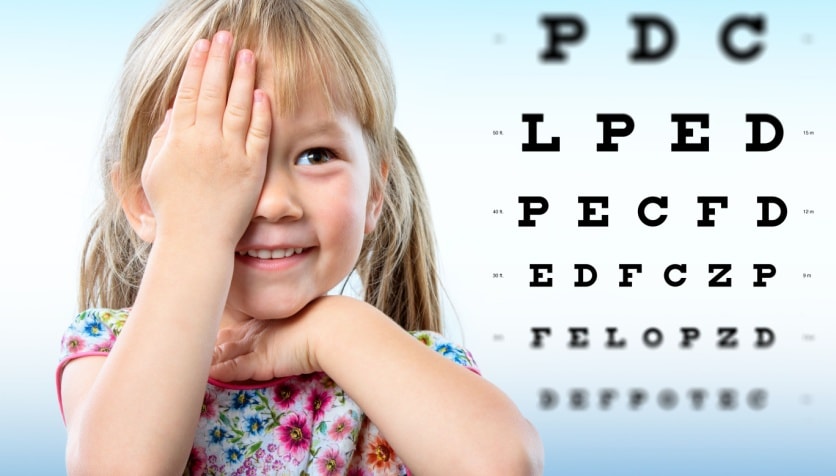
[250,2,378,134]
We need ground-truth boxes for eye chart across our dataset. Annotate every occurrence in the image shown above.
[373,1,834,474]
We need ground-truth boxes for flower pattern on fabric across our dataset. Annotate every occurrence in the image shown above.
[57,308,479,476]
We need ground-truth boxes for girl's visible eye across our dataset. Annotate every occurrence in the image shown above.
[295,148,335,166]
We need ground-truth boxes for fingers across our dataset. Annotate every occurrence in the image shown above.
[172,38,210,126]
[171,31,269,157]
[196,31,233,124]
[211,341,279,382]
[210,338,252,381]
[246,89,272,158]
[210,352,257,382]
[212,333,248,361]
[171,31,237,128]
[222,49,257,141]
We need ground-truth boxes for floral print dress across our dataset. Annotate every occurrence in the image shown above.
[57,309,480,476]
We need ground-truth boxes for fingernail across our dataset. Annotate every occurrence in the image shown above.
[254,90,265,103]
[215,31,231,45]
[195,39,209,52]
[238,49,253,65]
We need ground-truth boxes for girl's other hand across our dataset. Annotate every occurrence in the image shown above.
[142,31,272,249]
[209,297,333,382]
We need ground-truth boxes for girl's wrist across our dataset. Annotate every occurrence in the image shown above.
[142,233,237,306]
[151,230,239,257]
[309,296,389,376]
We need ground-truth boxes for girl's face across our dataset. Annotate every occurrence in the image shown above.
[222,61,383,325]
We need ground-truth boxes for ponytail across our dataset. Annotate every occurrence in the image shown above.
[358,129,442,333]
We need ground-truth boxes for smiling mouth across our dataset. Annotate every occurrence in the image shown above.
[236,248,305,259]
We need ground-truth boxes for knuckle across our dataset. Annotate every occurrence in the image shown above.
[200,86,225,102]
[177,85,199,102]
[248,123,270,142]
[224,102,249,122]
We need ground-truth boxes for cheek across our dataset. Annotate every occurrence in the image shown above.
[314,175,369,252]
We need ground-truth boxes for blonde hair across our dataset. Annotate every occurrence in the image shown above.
[80,0,441,333]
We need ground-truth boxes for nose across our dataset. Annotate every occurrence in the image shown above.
[252,164,303,222]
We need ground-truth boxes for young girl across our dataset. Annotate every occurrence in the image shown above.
[57,0,543,474]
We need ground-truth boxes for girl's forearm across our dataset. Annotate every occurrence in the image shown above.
[65,235,233,475]
[313,296,544,476]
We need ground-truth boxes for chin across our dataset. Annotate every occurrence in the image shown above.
[257,299,311,320]
[228,292,313,320]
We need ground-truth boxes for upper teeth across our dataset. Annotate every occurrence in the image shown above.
[238,248,303,259]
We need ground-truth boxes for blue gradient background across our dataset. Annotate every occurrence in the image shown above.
[1,1,832,474]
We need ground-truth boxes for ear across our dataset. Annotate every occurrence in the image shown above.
[364,161,388,234]
[112,166,156,243]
